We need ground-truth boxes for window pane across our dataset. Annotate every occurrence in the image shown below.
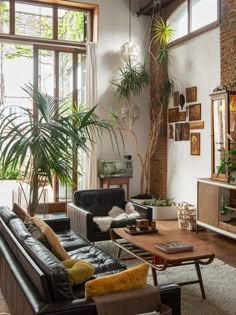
[38,49,54,95]
[0,42,33,115]
[192,0,218,31]
[168,1,188,42]
[15,2,53,38]
[0,0,10,34]
[58,8,85,42]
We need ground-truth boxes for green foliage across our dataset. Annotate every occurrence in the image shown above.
[0,162,19,180]
[152,18,173,46]
[151,17,174,65]
[144,197,175,207]
[217,147,236,182]
[0,84,120,215]
[111,59,149,101]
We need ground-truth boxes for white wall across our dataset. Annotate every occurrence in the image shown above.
[81,0,151,197]
[167,28,220,205]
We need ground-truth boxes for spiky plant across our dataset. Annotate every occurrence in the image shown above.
[0,84,120,215]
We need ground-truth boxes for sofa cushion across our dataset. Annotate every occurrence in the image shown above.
[24,217,50,249]
[12,203,29,221]
[63,258,95,285]
[32,216,70,261]
[85,263,149,299]
[0,205,17,223]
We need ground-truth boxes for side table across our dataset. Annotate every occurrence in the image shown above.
[99,177,130,199]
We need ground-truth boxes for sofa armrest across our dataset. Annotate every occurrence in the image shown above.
[44,217,71,232]
[67,203,94,241]
[126,201,153,222]
[159,284,181,315]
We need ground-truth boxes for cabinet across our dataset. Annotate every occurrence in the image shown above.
[210,91,236,181]
[197,178,236,239]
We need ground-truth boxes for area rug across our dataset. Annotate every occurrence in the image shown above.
[97,241,236,315]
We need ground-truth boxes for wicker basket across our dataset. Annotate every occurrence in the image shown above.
[177,207,197,231]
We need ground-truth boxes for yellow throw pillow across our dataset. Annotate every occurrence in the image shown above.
[85,263,149,299]
[32,216,70,261]
[63,259,95,285]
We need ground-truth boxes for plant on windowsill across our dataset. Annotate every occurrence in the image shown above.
[0,84,121,216]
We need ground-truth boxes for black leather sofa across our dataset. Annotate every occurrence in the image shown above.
[0,205,181,315]
[67,188,153,242]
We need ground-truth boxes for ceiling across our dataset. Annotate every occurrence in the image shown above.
[136,0,174,17]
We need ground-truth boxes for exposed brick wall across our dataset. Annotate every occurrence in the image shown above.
[149,0,235,198]
[220,0,236,87]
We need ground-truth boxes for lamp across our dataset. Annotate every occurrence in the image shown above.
[120,0,140,64]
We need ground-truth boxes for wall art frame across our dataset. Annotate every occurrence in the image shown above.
[190,133,200,155]
[182,123,190,141]
[168,108,179,123]
[175,123,182,141]
[186,86,197,103]
[179,111,186,121]
[189,103,201,121]
[173,91,179,107]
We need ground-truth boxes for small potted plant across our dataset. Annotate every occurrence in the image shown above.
[144,197,177,220]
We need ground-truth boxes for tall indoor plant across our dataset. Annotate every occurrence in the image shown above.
[111,17,174,198]
[0,84,120,216]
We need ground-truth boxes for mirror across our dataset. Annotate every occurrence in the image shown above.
[211,92,228,180]
[211,91,236,181]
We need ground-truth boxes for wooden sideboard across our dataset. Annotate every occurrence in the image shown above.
[197,178,236,239]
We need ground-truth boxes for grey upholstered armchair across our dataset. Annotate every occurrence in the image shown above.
[67,188,152,242]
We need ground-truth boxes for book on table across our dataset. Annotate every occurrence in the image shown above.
[154,241,193,253]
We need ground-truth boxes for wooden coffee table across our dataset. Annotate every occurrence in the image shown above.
[110,227,215,299]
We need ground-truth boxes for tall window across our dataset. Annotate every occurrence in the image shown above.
[168,0,219,43]
[0,0,96,201]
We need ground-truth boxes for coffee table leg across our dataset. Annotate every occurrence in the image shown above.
[195,262,206,299]
[151,267,158,286]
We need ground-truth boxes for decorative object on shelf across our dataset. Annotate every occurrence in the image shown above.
[182,123,190,141]
[168,124,174,139]
[190,121,205,129]
[190,133,200,155]
[186,86,197,102]
[175,123,182,141]
[179,111,186,121]
[189,103,201,121]
[173,91,179,107]
[179,94,185,109]
[177,202,197,231]
[168,107,179,122]
[98,160,133,178]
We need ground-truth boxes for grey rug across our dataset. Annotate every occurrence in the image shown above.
[96,240,236,315]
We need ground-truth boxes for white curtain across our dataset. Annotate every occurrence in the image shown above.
[85,42,98,189]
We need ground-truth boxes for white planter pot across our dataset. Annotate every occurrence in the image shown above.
[151,205,177,220]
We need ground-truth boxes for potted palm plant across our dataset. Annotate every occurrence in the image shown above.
[0,84,120,216]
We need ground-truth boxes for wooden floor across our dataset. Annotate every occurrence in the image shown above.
[157,220,236,267]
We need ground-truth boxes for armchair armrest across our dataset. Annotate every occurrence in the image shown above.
[67,203,94,241]
[126,201,152,222]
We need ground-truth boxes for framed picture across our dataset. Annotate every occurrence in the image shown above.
[186,87,197,103]
[189,103,201,121]
[168,108,179,123]
[189,121,205,129]
[173,91,179,107]
[168,124,174,139]
[182,123,190,141]
[175,123,182,141]
[191,133,200,155]
[179,111,186,121]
